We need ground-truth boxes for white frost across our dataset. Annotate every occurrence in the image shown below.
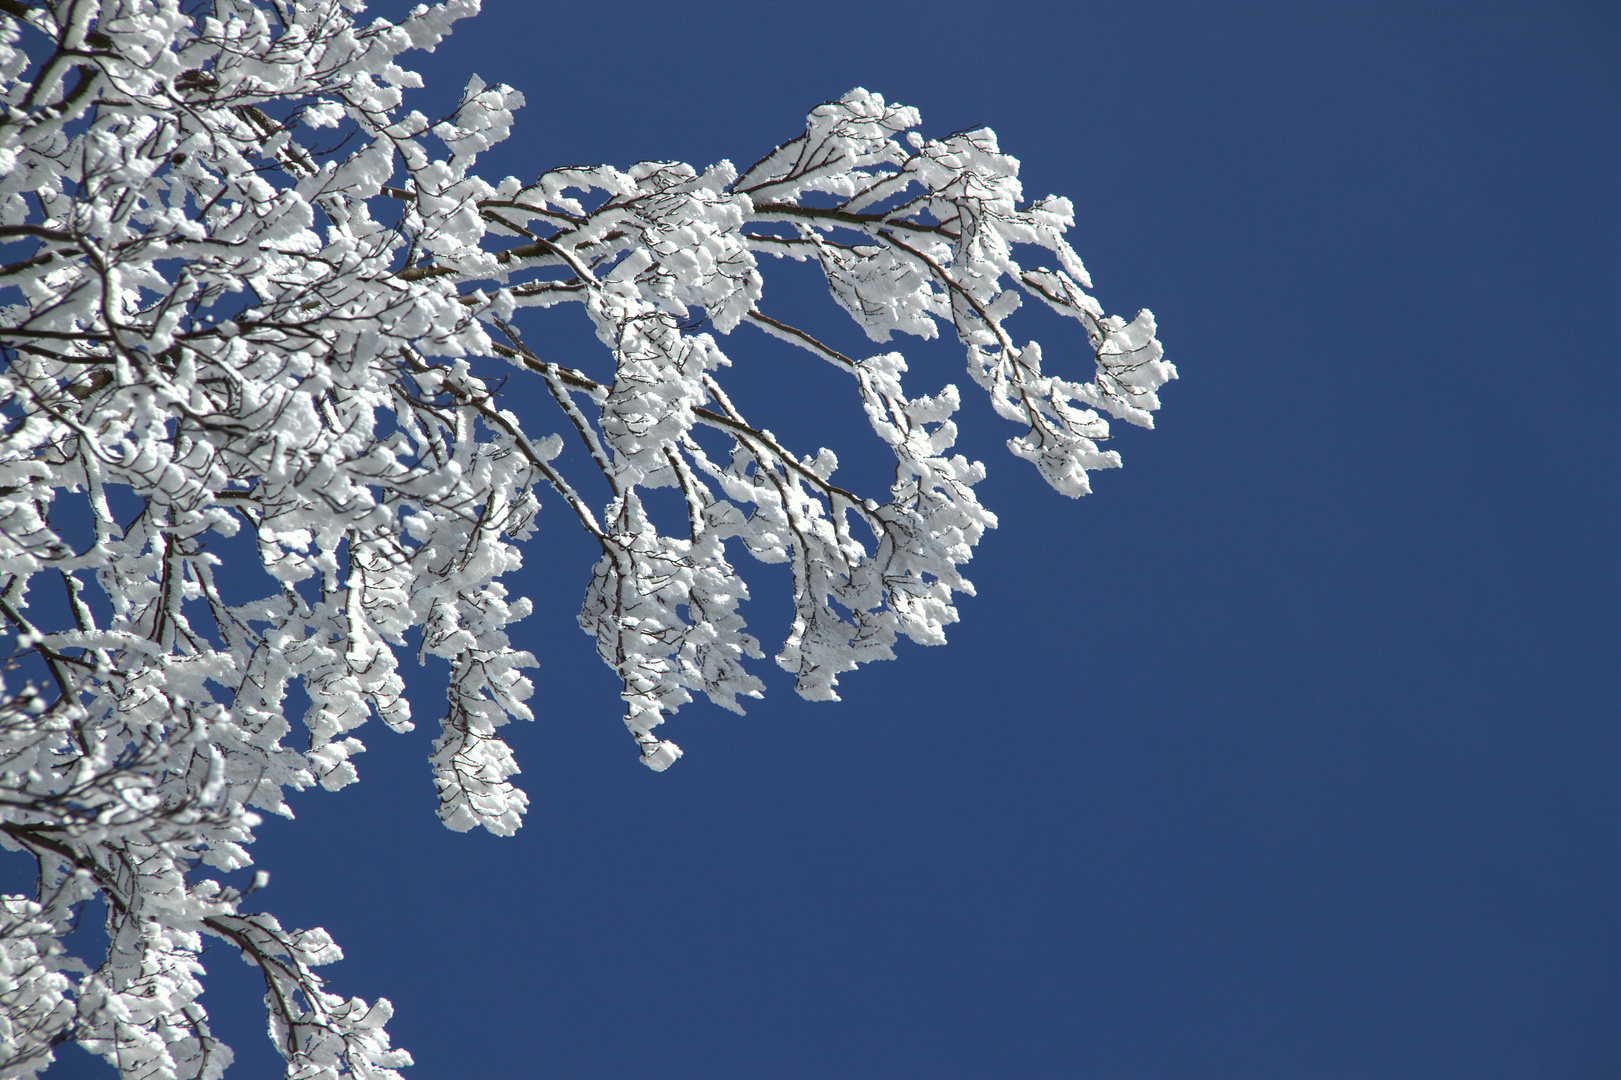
[0,6,1169,1078]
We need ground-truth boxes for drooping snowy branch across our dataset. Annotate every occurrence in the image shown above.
[0,1,1171,1076]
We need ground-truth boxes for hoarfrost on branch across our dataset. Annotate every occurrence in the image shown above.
[0,0,1174,1075]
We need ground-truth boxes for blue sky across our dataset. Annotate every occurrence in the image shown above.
[49,2,1618,1077]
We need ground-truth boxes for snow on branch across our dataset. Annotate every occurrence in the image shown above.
[0,2,1171,1076]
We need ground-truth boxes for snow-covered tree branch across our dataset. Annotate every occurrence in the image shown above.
[0,0,1173,1075]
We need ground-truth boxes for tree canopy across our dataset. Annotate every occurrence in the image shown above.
[0,1,1171,1076]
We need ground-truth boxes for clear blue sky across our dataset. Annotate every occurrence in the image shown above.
[51,2,1618,1077]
